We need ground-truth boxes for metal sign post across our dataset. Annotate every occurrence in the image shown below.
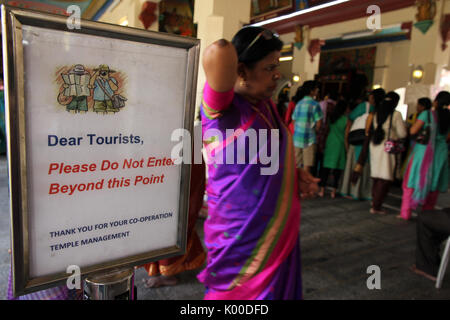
[83,268,135,300]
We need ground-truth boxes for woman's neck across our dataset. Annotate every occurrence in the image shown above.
[234,85,260,106]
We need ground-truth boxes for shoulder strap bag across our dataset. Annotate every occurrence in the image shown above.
[348,102,370,145]
[384,113,406,154]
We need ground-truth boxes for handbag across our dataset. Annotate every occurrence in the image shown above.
[348,129,366,145]
[348,102,370,145]
[384,113,406,154]
[415,111,430,144]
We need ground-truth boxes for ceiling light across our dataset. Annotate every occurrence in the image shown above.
[280,56,293,62]
[412,66,424,83]
[293,75,300,82]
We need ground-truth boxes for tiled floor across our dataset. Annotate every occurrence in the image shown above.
[1,154,449,300]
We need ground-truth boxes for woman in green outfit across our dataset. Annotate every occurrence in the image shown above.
[399,91,450,220]
[319,100,348,198]
[338,88,385,200]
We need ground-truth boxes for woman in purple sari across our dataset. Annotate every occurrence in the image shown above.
[197,27,319,300]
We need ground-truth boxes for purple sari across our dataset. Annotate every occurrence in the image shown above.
[198,83,302,300]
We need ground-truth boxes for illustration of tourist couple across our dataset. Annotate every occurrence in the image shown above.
[57,64,127,114]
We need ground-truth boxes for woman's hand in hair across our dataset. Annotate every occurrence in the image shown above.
[203,39,238,93]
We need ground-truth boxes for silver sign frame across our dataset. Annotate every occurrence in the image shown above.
[1,5,199,297]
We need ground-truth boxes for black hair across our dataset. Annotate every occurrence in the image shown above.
[327,90,339,101]
[292,86,302,104]
[293,80,320,103]
[232,27,283,69]
[417,97,432,110]
[372,91,400,145]
[434,91,450,135]
[276,91,289,118]
[370,88,386,109]
[329,99,348,124]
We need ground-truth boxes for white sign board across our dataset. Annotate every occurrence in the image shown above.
[2,7,199,295]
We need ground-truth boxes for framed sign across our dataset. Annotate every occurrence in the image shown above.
[1,5,199,296]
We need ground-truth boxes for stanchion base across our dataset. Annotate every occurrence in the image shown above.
[84,268,135,300]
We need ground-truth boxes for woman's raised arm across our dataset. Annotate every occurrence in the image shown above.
[203,39,238,92]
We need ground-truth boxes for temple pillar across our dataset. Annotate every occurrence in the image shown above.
[194,0,252,115]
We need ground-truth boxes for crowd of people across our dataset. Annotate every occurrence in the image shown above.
[279,80,450,284]
[281,81,449,218]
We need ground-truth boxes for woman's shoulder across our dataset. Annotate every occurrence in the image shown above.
[417,109,431,122]
[392,112,407,136]
[357,101,367,107]
[201,94,244,124]
[332,115,347,128]
[349,103,365,119]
